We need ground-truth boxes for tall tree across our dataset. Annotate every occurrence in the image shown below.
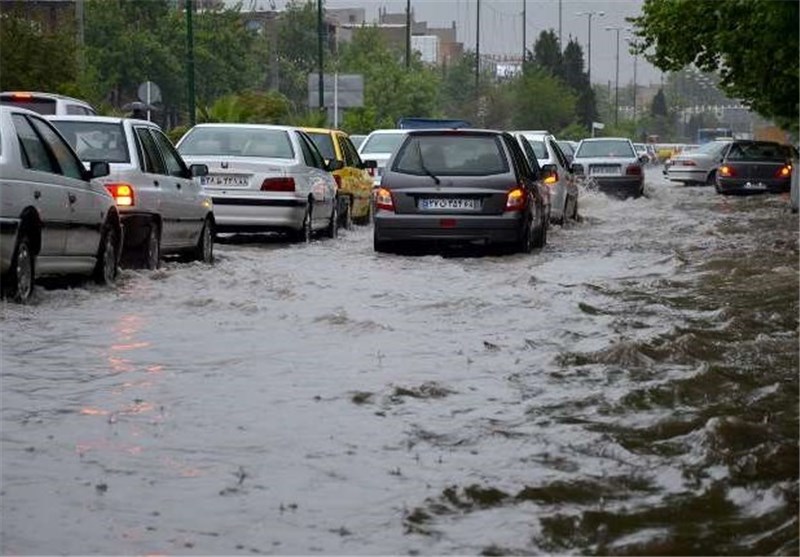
[632,0,799,131]
[532,29,563,76]
[512,66,576,131]
[561,37,597,129]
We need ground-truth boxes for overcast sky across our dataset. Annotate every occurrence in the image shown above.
[239,0,665,86]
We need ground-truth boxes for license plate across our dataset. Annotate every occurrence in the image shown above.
[419,198,480,210]
[201,174,249,187]
[590,166,620,176]
[743,182,766,190]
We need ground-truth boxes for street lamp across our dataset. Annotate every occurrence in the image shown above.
[605,25,630,127]
[575,10,604,84]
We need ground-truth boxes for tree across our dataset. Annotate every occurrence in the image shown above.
[532,30,562,76]
[512,66,576,131]
[650,88,668,117]
[631,0,799,131]
[561,38,597,130]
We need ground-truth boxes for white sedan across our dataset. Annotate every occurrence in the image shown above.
[177,124,342,242]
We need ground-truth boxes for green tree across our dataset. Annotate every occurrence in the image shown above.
[562,38,597,130]
[532,30,562,76]
[651,88,668,117]
[512,66,576,131]
[275,0,326,111]
[631,0,799,131]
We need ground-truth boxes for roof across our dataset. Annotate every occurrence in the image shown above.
[300,126,347,136]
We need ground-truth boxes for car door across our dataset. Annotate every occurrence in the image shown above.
[25,114,105,260]
[549,138,576,199]
[296,131,334,228]
[131,125,174,243]
[148,127,203,247]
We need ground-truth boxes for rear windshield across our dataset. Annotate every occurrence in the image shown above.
[178,127,294,159]
[1,95,57,115]
[307,132,335,160]
[360,133,406,155]
[393,134,509,176]
[726,142,788,161]
[576,140,635,158]
[51,121,130,163]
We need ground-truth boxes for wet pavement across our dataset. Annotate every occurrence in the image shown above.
[1,168,798,555]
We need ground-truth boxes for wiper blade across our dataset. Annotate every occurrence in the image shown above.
[417,141,440,185]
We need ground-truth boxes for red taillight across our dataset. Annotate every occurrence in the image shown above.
[505,187,527,212]
[625,165,642,176]
[12,92,33,100]
[105,183,134,206]
[375,187,394,212]
[776,164,792,178]
[719,165,736,177]
[260,177,295,192]
[543,171,558,186]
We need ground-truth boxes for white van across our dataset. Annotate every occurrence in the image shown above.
[0,91,97,116]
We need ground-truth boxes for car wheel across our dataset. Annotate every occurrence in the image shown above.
[519,213,534,253]
[194,216,214,263]
[139,221,160,270]
[4,231,35,303]
[373,228,390,253]
[571,196,579,221]
[532,208,547,249]
[706,170,716,187]
[293,206,312,243]
[325,201,338,239]
[93,221,119,285]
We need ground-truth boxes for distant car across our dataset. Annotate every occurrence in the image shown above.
[357,129,409,187]
[51,116,215,269]
[176,124,342,241]
[666,139,732,186]
[633,143,652,164]
[349,134,367,150]
[373,129,548,254]
[512,130,578,224]
[1,91,96,115]
[715,140,793,195]
[0,106,122,303]
[302,127,377,225]
[572,137,645,198]
[556,139,576,163]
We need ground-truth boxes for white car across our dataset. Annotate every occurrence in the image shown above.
[177,124,342,241]
[572,137,646,198]
[357,129,409,187]
[666,140,732,186]
[0,91,97,115]
[0,106,122,303]
[50,116,216,269]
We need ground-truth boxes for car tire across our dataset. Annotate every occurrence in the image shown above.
[706,170,716,187]
[571,196,579,221]
[532,208,546,249]
[193,216,214,263]
[373,229,390,253]
[293,206,312,243]
[93,221,119,286]
[139,221,160,270]
[325,201,338,239]
[4,231,35,303]
[519,213,534,253]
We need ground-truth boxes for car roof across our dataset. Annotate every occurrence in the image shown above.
[580,137,631,142]
[48,115,157,126]
[188,123,296,132]
[301,126,346,135]
[365,129,410,135]
[405,128,503,136]
[0,91,91,104]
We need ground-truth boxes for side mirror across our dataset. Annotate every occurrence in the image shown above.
[361,159,377,170]
[529,164,541,181]
[327,159,344,172]
[190,163,209,178]
[89,161,110,179]
[639,155,649,164]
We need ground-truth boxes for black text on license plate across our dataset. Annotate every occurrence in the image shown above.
[420,198,479,210]
[202,175,248,187]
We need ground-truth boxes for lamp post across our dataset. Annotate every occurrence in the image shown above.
[625,37,640,127]
[605,25,629,127]
[575,10,604,84]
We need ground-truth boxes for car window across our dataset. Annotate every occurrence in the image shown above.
[576,140,636,158]
[549,139,568,168]
[297,132,326,169]
[149,128,188,177]
[393,134,509,176]
[503,135,529,181]
[178,127,294,159]
[28,116,85,179]
[13,113,57,173]
[360,133,406,154]
[307,132,336,161]
[521,136,547,160]
[726,142,785,161]
[135,126,167,174]
[2,95,57,115]
[340,136,362,167]
[557,141,574,157]
[517,136,542,173]
[51,120,130,163]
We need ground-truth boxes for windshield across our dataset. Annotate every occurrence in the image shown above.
[178,127,294,158]
[51,121,130,163]
[393,134,508,177]
[360,133,406,155]
[306,132,336,160]
[725,142,787,161]
[575,140,635,158]
[692,140,730,155]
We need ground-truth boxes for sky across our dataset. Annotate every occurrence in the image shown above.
[238,0,665,87]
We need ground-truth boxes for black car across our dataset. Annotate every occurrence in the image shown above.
[373,129,548,254]
[716,140,793,195]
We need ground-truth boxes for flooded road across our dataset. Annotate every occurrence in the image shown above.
[2,168,797,555]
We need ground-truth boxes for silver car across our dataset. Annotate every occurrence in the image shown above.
[51,116,215,269]
[357,129,409,187]
[666,139,732,186]
[572,137,645,198]
[176,124,342,242]
[512,130,579,224]
[0,106,122,302]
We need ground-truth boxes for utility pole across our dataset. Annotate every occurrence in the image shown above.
[558,0,562,47]
[575,10,604,85]
[522,0,526,69]
[187,0,196,126]
[475,0,480,91]
[626,38,639,127]
[406,0,411,69]
[317,0,324,115]
[605,26,629,127]
[76,0,85,73]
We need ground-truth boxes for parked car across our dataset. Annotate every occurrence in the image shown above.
[357,129,409,187]
[572,137,645,198]
[512,130,578,224]
[1,91,97,115]
[373,129,548,254]
[50,116,215,269]
[715,140,793,195]
[302,127,377,225]
[176,124,342,241]
[666,139,733,186]
[0,106,121,303]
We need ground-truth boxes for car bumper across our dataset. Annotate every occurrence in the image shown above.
[374,212,524,245]
[667,168,708,182]
[716,178,790,194]
[211,195,308,232]
[0,217,20,275]
[591,176,644,198]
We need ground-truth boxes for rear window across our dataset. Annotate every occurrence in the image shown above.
[51,121,130,163]
[1,95,57,115]
[393,134,509,176]
[360,133,406,155]
[307,132,336,160]
[178,127,294,159]
[576,140,635,158]
[522,136,547,159]
[726,142,787,161]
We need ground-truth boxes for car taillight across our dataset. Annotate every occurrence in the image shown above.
[12,92,33,100]
[543,171,558,185]
[375,187,394,212]
[333,174,342,189]
[776,164,792,178]
[105,183,135,206]
[625,165,642,176]
[260,177,295,192]
[719,165,736,177]
[505,187,527,212]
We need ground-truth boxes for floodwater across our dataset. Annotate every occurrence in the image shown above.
[1,169,797,555]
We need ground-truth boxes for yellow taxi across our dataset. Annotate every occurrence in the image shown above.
[302,127,377,225]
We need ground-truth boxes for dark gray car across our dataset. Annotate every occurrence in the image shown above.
[373,129,548,254]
